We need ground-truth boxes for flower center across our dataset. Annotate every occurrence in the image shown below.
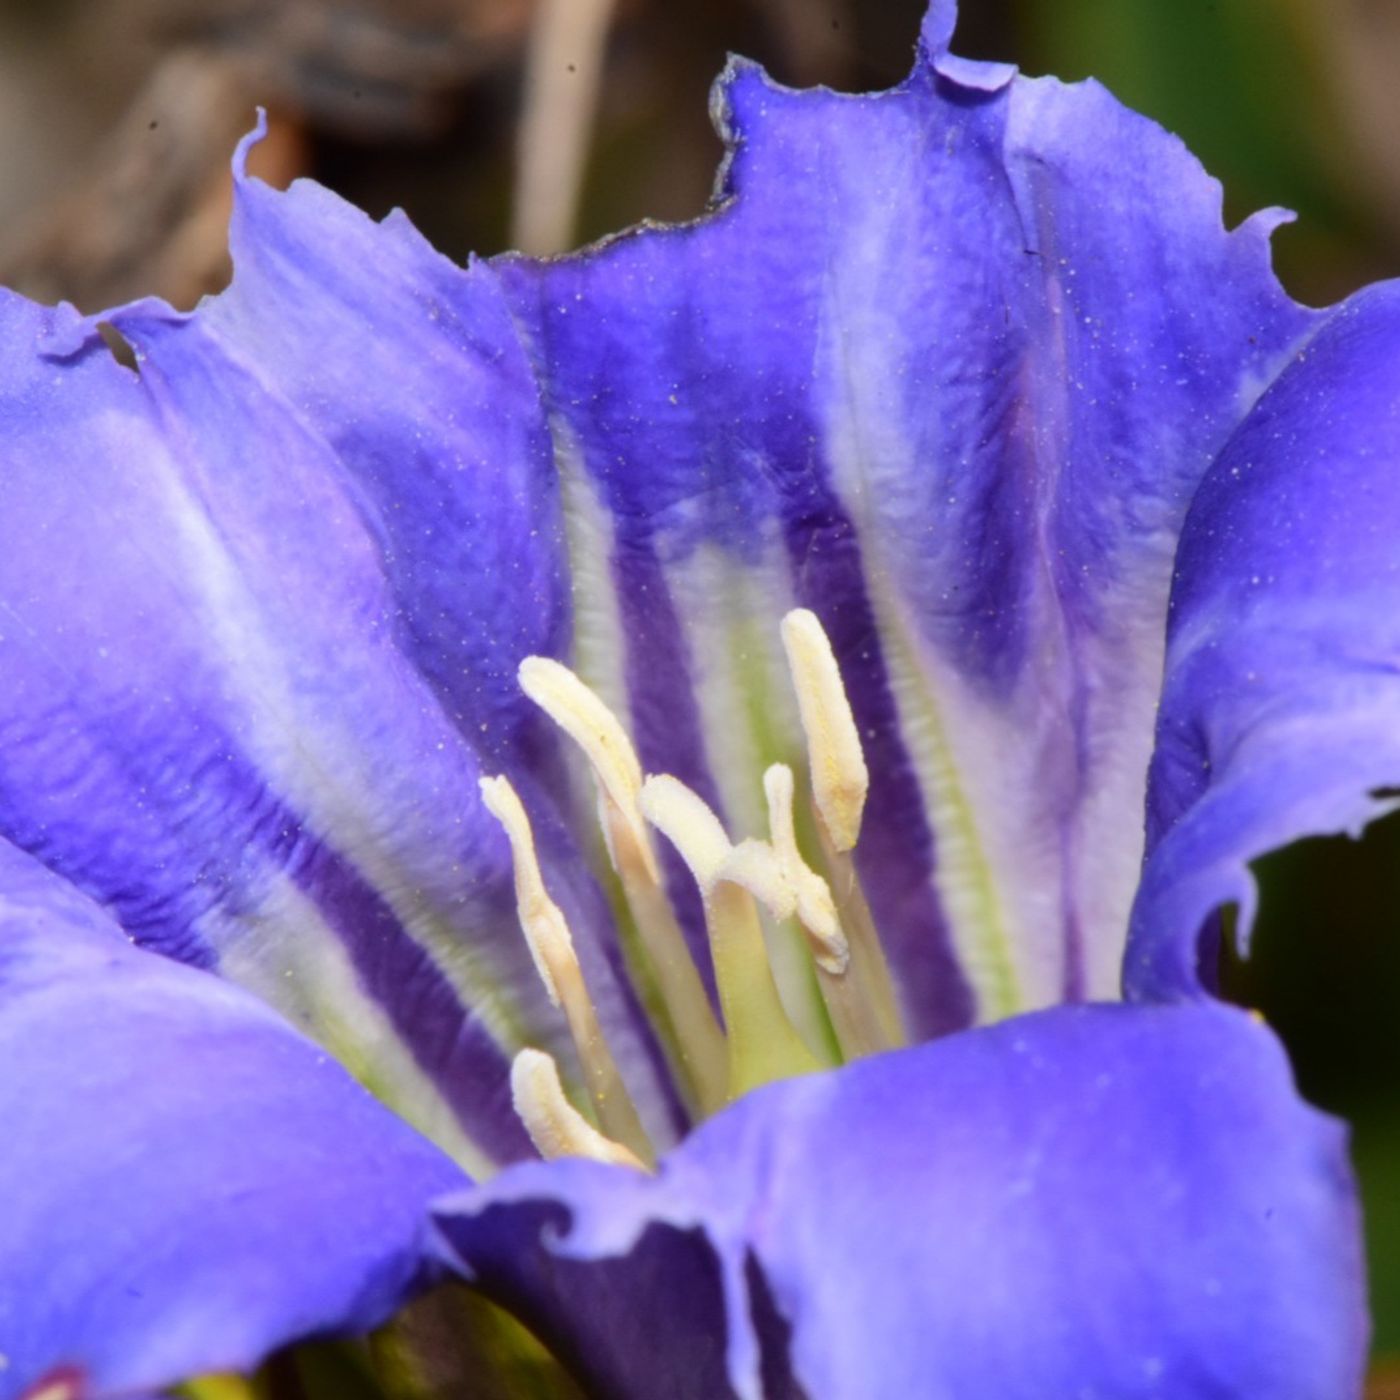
[483,609,908,1168]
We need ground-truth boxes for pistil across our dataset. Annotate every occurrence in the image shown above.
[641,774,824,1099]
[779,609,869,852]
[480,775,653,1163]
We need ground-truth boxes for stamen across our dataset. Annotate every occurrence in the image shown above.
[511,1049,646,1169]
[480,775,653,1163]
[518,656,657,881]
[778,611,907,1050]
[780,609,868,852]
[641,774,822,1098]
[762,763,899,1060]
[517,656,727,1114]
[479,774,573,1004]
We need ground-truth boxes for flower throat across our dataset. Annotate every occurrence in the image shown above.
[483,610,908,1170]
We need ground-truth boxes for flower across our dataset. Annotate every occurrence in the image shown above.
[0,0,1393,1395]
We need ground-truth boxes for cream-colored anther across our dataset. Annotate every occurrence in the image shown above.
[482,774,654,1162]
[638,773,732,893]
[518,656,659,882]
[762,764,849,975]
[511,1049,646,1169]
[517,670,727,1116]
[479,775,574,1005]
[780,609,869,852]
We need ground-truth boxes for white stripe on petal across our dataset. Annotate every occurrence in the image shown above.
[213,875,493,1177]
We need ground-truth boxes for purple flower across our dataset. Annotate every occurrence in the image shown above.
[0,1,1390,1395]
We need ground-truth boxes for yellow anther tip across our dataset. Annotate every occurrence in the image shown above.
[516,654,658,882]
[510,1049,645,1169]
[518,655,645,793]
[516,655,566,719]
[517,653,567,692]
[478,772,514,816]
[478,772,530,852]
[639,773,732,892]
[478,771,575,1006]
[779,609,868,853]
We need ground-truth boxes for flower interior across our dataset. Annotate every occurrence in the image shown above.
[488,607,917,1166]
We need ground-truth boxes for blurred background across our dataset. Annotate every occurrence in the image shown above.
[2,0,1397,1387]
